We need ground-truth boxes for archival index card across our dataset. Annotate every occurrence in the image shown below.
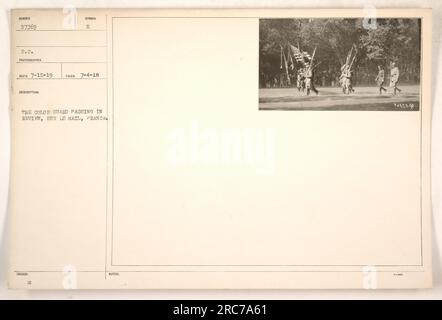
[9,8,432,289]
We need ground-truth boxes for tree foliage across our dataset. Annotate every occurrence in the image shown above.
[259,18,421,87]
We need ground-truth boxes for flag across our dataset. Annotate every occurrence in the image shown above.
[310,46,317,64]
[345,46,353,66]
[289,44,313,65]
[287,46,294,70]
[343,45,357,70]
[280,46,283,69]
[280,46,291,85]
[289,45,307,63]
[302,51,312,62]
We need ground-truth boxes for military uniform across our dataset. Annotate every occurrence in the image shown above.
[304,65,318,95]
[375,68,387,94]
[296,69,303,91]
[390,64,401,95]
[341,66,354,94]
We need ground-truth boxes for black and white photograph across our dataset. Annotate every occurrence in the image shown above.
[259,18,421,110]
[1,3,440,301]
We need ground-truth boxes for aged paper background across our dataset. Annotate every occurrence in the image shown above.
[0,0,441,298]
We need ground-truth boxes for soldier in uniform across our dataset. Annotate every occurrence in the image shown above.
[375,65,387,94]
[339,64,346,93]
[304,62,318,96]
[390,62,401,95]
[339,65,346,93]
[341,65,354,94]
[301,67,306,92]
[296,68,303,92]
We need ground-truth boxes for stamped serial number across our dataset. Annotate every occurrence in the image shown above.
[394,103,416,109]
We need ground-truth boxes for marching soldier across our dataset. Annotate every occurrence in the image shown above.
[340,45,357,94]
[304,62,319,95]
[296,68,303,91]
[375,65,387,94]
[390,62,401,95]
[341,65,354,94]
[301,67,306,92]
[339,65,346,93]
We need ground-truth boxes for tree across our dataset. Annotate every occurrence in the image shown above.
[259,18,421,87]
